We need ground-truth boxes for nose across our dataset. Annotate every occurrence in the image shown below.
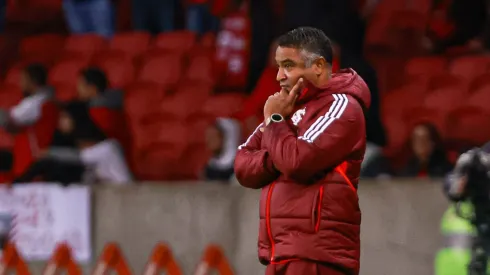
[276,67,286,82]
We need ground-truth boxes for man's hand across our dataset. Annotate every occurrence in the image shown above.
[263,78,303,122]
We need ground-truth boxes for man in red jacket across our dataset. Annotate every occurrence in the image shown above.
[234,27,370,275]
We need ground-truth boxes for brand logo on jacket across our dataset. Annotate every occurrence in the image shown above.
[291,108,306,126]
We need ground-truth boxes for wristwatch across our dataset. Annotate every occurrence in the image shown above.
[265,113,284,126]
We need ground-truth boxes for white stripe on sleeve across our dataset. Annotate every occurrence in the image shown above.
[298,94,349,143]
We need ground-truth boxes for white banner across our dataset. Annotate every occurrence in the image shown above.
[0,184,91,262]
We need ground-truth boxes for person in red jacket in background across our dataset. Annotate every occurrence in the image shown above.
[0,64,59,179]
[234,27,369,275]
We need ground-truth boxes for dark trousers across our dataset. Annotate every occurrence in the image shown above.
[266,261,350,275]
[14,157,84,185]
[131,0,176,34]
[0,149,12,171]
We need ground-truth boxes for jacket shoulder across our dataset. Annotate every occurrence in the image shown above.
[309,93,364,121]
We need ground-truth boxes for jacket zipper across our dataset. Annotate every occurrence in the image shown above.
[314,186,324,232]
[265,182,276,262]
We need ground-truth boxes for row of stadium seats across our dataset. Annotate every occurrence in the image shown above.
[0,31,245,180]
[17,31,214,64]
[381,55,490,157]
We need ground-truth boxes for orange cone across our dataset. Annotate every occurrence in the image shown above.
[142,243,182,275]
[91,243,131,275]
[0,242,30,275]
[194,245,233,275]
[42,243,81,275]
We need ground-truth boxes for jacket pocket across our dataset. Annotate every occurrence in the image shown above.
[311,185,324,232]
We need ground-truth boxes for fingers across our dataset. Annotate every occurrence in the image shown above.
[287,78,303,102]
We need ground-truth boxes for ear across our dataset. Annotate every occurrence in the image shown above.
[313,58,328,76]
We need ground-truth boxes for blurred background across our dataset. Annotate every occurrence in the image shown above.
[0,0,488,274]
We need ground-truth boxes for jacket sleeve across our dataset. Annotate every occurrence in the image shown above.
[234,123,279,189]
[261,96,363,182]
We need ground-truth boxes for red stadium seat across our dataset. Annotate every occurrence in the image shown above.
[428,74,468,92]
[109,32,151,58]
[53,83,78,102]
[390,10,427,31]
[382,116,410,157]
[469,73,490,92]
[424,87,464,112]
[405,56,447,78]
[156,85,211,121]
[381,85,424,118]
[446,107,490,146]
[365,13,392,50]
[137,54,183,87]
[175,146,210,180]
[132,122,188,180]
[405,0,432,14]
[20,34,65,64]
[201,93,246,118]
[184,53,217,86]
[200,32,216,48]
[146,122,188,151]
[4,65,23,87]
[59,34,107,61]
[0,86,22,109]
[389,11,427,54]
[187,119,212,146]
[465,86,490,111]
[124,83,166,126]
[49,60,88,86]
[0,128,13,149]
[449,56,490,81]
[94,55,135,88]
[152,31,197,55]
[174,81,212,101]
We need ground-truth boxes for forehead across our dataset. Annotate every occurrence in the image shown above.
[413,126,430,136]
[275,46,303,62]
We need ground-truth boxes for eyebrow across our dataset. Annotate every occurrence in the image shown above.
[276,58,296,64]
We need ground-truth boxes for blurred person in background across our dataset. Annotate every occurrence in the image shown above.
[203,118,240,181]
[62,0,115,37]
[186,0,220,34]
[131,0,176,34]
[281,0,367,56]
[399,122,452,178]
[247,0,278,92]
[15,100,132,185]
[235,27,367,275]
[423,0,487,53]
[77,67,130,157]
[0,64,59,179]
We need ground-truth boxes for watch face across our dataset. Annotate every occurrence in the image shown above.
[271,114,283,122]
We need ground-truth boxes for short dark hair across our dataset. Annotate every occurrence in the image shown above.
[80,67,108,93]
[277,27,333,65]
[24,63,47,86]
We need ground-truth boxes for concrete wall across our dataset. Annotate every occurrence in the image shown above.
[28,180,449,275]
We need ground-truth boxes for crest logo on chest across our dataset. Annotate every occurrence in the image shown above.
[291,108,306,126]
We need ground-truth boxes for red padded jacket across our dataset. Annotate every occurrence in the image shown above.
[234,69,370,274]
